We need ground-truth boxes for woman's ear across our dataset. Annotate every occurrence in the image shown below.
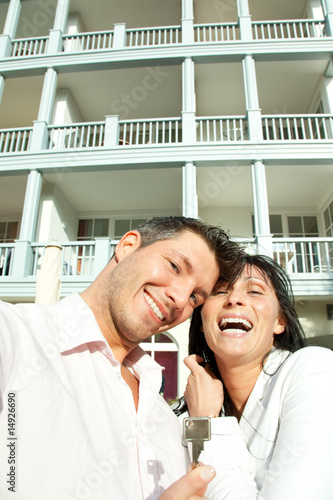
[114,231,142,262]
[273,317,286,336]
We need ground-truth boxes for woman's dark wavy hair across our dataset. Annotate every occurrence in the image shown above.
[189,253,307,382]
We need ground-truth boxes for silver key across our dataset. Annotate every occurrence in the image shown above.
[183,416,211,466]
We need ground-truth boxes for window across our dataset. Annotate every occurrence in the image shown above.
[288,216,319,272]
[0,221,18,243]
[324,201,333,237]
[114,219,147,239]
[141,333,178,402]
[251,214,283,237]
[77,219,109,240]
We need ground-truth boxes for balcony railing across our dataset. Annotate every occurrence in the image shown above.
[194,23,239,42]
[11,36,49,57]
[252,19,326,40]
[0,244,14,276]
[1,238,332,280]
[119,118,182,145]
[262,114,333,141]
[63,31,113,52]
[196,116,248,142]
[273,238,333,274]
[2,114,333,154]
[6,17,331,60]
[48,122,105,150]
[0,127,33,153]
[126,26,181,47]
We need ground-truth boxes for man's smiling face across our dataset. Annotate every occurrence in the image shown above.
[105,230,219,347]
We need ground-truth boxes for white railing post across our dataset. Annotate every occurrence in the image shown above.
[182,0,194,43]
[93,238,112,277]
[29,121,49,150]
[113,23,127,49]
[11,240,33,277]
[104,115,119,146]
[237,0,253,40]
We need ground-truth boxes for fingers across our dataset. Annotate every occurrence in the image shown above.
[158,465,216,500]
[184,354,204,373]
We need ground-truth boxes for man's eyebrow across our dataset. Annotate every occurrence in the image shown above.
[171,250,194,273]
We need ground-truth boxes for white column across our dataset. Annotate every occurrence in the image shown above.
[48,0,70,53]
[251,161,272,256]
[237,0,252,40]
[19,170,43,241]
[242,54,263,140]
[0,76,5,104]
[30,68,58,150]
[182,0,194,44]
[0,0,21,57]
[12,170,43,277]
[182,57,196,143]
[182,162,198,218]
[321,0,333,35]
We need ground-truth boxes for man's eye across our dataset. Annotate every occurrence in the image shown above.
[170,261,179,273]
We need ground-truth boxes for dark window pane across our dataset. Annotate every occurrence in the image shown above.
[324,208,330,229]
[6,222,18,242]
[94,219,109,237]
[155,351,178,402]
[115,220,131,238]
[155,333,173,343]
[78,219,93,238]
[0,222,6,242]
[131,219,146,230]
[288,216,302,235]
[303,216,318,236]
[269,215,283,236]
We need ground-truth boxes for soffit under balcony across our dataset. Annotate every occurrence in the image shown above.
[193,0,308,24]
[56,65,181,121]
[0,175,27,215]
[196,162,333,210]
[42,168,182,212]
[8,0,310,40]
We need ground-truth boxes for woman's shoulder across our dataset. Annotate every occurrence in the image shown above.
[281,346,333,377]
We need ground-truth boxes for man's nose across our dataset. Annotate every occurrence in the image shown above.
[166,284,192,310]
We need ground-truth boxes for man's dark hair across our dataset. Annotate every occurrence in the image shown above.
[135,216,243,282]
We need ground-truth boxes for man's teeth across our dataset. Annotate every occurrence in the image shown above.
[144,292,165,321]
[219,317,252,332]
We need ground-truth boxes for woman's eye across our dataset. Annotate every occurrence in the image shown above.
[190,292,197,304]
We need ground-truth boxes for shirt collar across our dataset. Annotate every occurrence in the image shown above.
[53,294,163,387]
[54,293,108,354]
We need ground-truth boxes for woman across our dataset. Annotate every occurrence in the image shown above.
[180,254,333,499]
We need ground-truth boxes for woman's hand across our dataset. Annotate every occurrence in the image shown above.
[158,465,216,500]
[184,355,224,417]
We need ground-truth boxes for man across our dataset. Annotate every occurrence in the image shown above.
[0,217,241,500]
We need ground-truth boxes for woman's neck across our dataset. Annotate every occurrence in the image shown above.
[218,362,262,419]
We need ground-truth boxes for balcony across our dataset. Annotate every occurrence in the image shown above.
[2,113,333,156]
[0,237,332,300]
[3,18,329,61]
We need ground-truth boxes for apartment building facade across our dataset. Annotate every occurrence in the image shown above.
[0,0,333,398]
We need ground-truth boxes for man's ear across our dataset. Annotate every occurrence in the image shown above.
[114,231,142,263]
